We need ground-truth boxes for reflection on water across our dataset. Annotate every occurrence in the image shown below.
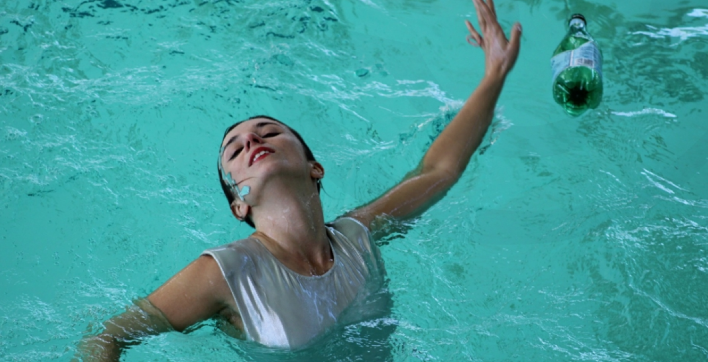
[632,8,708,43]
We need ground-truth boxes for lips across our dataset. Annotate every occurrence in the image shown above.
[249,146,274,166]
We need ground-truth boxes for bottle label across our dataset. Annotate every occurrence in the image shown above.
[550,41,602,83]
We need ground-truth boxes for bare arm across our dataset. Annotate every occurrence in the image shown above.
[76,256,236,361]
[347,0,521,232]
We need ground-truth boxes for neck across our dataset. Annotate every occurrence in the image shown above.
[249,178,331,275]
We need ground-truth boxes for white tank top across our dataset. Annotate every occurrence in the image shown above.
[203,217,387,348]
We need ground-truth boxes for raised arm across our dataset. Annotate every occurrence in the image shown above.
[76,256,237,361]
[347,0,521,231]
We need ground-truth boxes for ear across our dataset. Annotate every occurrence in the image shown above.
[310,161,325,181]
[230,200,251,221]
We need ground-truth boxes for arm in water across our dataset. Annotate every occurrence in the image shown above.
[347,0,521,232]
[75,256,240,361]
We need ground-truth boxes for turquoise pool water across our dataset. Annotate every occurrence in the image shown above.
[2,0,707,360]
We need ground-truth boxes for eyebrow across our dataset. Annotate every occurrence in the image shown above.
[222,121,279,150]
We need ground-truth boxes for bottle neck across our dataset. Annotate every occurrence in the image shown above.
[569,18,586,30]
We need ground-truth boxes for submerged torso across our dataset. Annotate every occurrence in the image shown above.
[203,217,387,348]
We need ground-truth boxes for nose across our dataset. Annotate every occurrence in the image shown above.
[243,132,264,152]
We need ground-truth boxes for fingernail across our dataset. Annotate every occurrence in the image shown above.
[516,23,522,32]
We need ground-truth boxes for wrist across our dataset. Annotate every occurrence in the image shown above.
[479,71,507,92]
[483,67,507,84]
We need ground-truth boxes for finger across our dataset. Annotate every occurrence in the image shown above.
[466,35,481,47]
[471,0,488,31]
[488,0,496,17]
[508,22,522,57]
[465,20,483,47]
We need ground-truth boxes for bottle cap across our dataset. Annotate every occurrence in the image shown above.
[569,14,586,25]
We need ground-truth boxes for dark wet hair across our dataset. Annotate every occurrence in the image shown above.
[218,115,319,228]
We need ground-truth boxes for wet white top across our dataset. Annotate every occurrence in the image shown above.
[203,217,386,348]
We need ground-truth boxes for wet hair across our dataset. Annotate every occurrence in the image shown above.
[218,115,319,228]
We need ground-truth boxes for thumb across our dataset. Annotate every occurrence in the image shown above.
[509,22,522,54]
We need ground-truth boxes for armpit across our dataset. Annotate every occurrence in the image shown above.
[217,307,246,339]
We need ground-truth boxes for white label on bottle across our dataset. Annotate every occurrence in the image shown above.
[550,41,602,83]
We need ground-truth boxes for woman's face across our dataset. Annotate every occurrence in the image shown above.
[219,118,311,200]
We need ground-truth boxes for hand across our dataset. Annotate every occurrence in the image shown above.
[465,0,521,79]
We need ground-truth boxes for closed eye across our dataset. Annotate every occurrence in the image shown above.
[262,132,279,138]
[230,148,243,160]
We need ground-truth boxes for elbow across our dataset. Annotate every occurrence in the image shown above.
[446,160,469,181]
[422,164,464,190]
[438,169,461,191]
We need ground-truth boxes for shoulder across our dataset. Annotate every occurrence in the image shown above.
[329,217,370,234]
[328,217,374,253]
[202,238,265,277]
[148,255,235,331]
[204,238,262,257]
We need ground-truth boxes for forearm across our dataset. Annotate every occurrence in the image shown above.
[347,70,510,227]
[348,74,505,226]
[76,334,123,362]
[346,1,520,230]
[74,299,174,362]
[422,72,506,178]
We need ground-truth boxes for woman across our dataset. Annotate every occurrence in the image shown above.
[78,0,521,359]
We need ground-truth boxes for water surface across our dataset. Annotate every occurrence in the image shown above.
[1,0,707,361]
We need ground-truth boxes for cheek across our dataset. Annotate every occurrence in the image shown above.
[220,161,243,183]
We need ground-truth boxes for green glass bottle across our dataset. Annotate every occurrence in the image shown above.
[551,14,603,116]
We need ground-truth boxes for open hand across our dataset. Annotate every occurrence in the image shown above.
[465,0,521,79]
